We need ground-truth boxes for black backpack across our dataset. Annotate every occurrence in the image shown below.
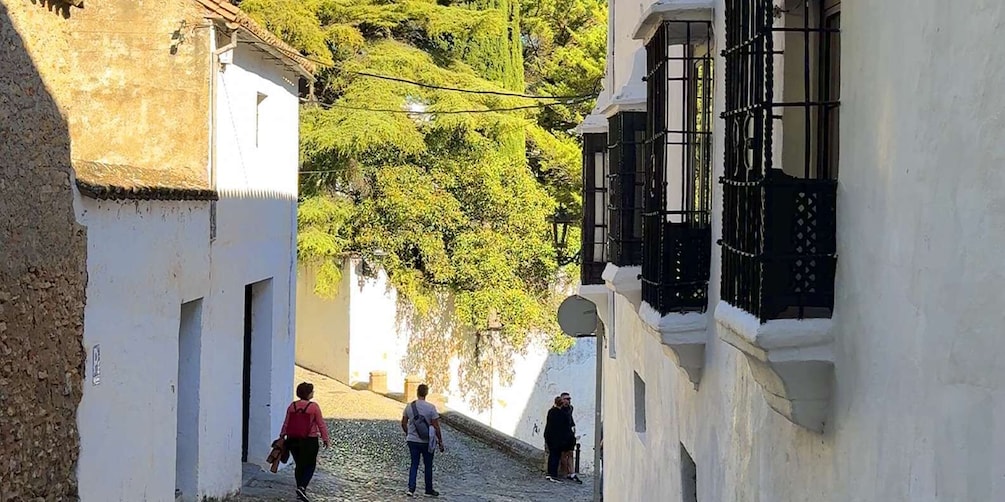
[410,401,430,442]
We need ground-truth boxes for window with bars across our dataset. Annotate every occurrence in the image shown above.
[641,20,714,315]
[581,133,609,285]
[720,0,841,321]
[607,112,647,267]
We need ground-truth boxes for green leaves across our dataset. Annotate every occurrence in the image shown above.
[252,0,604,378]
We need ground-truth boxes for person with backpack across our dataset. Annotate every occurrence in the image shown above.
[281,382,330,502]
[400,383,444,497]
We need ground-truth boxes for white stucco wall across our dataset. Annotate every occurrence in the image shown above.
[599,1,1005,501]
[75,199,212,502]
[345,262,411,393]
[75,38,300,502]
[206,40,299,494]
[295,264,351,381]
[607,0,650,107]
[296,261,598,472]
[444,337,598,473]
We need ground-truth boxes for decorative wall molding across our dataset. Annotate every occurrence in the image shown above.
[715,301,834,432]
[603,263,642,310]
[639,303,707,388]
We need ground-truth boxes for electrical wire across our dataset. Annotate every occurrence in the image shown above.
[343,70,598,100]
[271,45,599,101]
[301,95,593,114]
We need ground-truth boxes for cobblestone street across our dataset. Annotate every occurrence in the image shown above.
[238,368,592,502]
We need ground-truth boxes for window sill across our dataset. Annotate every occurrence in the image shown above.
[639,302,707,388]
[602,263,642,310]
[632,0,715,44]
[714,301,835,433]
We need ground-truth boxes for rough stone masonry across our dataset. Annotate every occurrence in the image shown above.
[0,2,88,500]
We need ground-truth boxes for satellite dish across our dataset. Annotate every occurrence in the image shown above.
[557,295,599,337]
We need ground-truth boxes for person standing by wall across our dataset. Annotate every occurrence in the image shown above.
[544,396,573,483]
[401,383,444,497]
[281,382,330,502]
[559,392,582,483]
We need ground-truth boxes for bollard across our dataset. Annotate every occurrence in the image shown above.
[369,371,387,394]
[575,443,581,474]
[404,376,421,401]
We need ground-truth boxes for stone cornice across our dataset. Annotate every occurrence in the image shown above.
[602,263,642,310]
[632,0,715,45]
[715,301,835,433]
[640,303,708,388]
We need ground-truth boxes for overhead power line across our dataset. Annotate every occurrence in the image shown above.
[272,45,599,101]
[301,95,594,114]
[344,70,598,100]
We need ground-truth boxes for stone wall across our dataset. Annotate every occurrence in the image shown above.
[10,0,213,184]
[0,2,88,499]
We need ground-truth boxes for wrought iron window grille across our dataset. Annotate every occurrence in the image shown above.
[581,133,609,285]
[641,20,715,315]
[607,112,647,267]
[720,0,841,321]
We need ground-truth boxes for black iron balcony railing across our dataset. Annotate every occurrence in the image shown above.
[607,112,647,267]
[641,20,714,315]
[581,132,608,286]
[720,0,840,321]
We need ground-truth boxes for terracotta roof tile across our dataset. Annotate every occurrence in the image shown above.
[73,160,218,201]
[196,0,316,76]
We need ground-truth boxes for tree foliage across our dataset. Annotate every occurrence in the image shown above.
[242,0,605,402]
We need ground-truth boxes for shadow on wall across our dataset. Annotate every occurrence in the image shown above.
[29,0,76,19]
[0,1,88,499]
[495,337,597,472]
[396,294,529,412]
[395,286,597,472]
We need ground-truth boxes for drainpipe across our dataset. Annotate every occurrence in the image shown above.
[593,320,604,502]
[209,26,238,189]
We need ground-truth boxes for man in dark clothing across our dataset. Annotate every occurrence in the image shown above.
[544,396,573,482]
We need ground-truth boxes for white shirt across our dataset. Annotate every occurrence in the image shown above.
[403,399,439,444]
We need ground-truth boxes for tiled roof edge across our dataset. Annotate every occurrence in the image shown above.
[196,0,316,77]
[76,179,219,202]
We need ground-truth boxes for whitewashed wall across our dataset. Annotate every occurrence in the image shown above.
[445,337,598,473]
[600,0,1005,501]
[207,39,300,495]
[74,199,212,502]
[74,38,300,502]
[295,265,351,382]
[297,260,598,473]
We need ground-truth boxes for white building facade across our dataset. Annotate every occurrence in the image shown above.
[72,3,308,500]
[579,0,1005,501]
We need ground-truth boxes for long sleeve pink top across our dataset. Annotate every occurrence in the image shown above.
[280,400,330,442]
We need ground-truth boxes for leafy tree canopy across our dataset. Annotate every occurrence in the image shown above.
[242,0,605,399]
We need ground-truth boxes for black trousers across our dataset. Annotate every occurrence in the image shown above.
[546,443,563,477]
[287,437,320,489]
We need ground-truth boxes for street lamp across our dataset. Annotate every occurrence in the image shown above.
[549,206,579,266]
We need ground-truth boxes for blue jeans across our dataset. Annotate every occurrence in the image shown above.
[407,441,434,493]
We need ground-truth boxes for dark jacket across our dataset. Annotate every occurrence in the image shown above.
[565,405,575,428]
[544,407,574,449]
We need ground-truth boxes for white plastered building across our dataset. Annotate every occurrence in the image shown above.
[577,0,1005,500]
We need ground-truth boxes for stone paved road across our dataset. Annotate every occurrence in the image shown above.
[238,368,592,502]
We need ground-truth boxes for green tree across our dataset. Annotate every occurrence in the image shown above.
[241,0,605,406]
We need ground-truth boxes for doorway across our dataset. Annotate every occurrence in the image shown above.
[177,299,203,500]
[681,442,697,502]
[242,279,274,463]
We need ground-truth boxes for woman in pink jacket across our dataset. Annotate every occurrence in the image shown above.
[281,382,330,502]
